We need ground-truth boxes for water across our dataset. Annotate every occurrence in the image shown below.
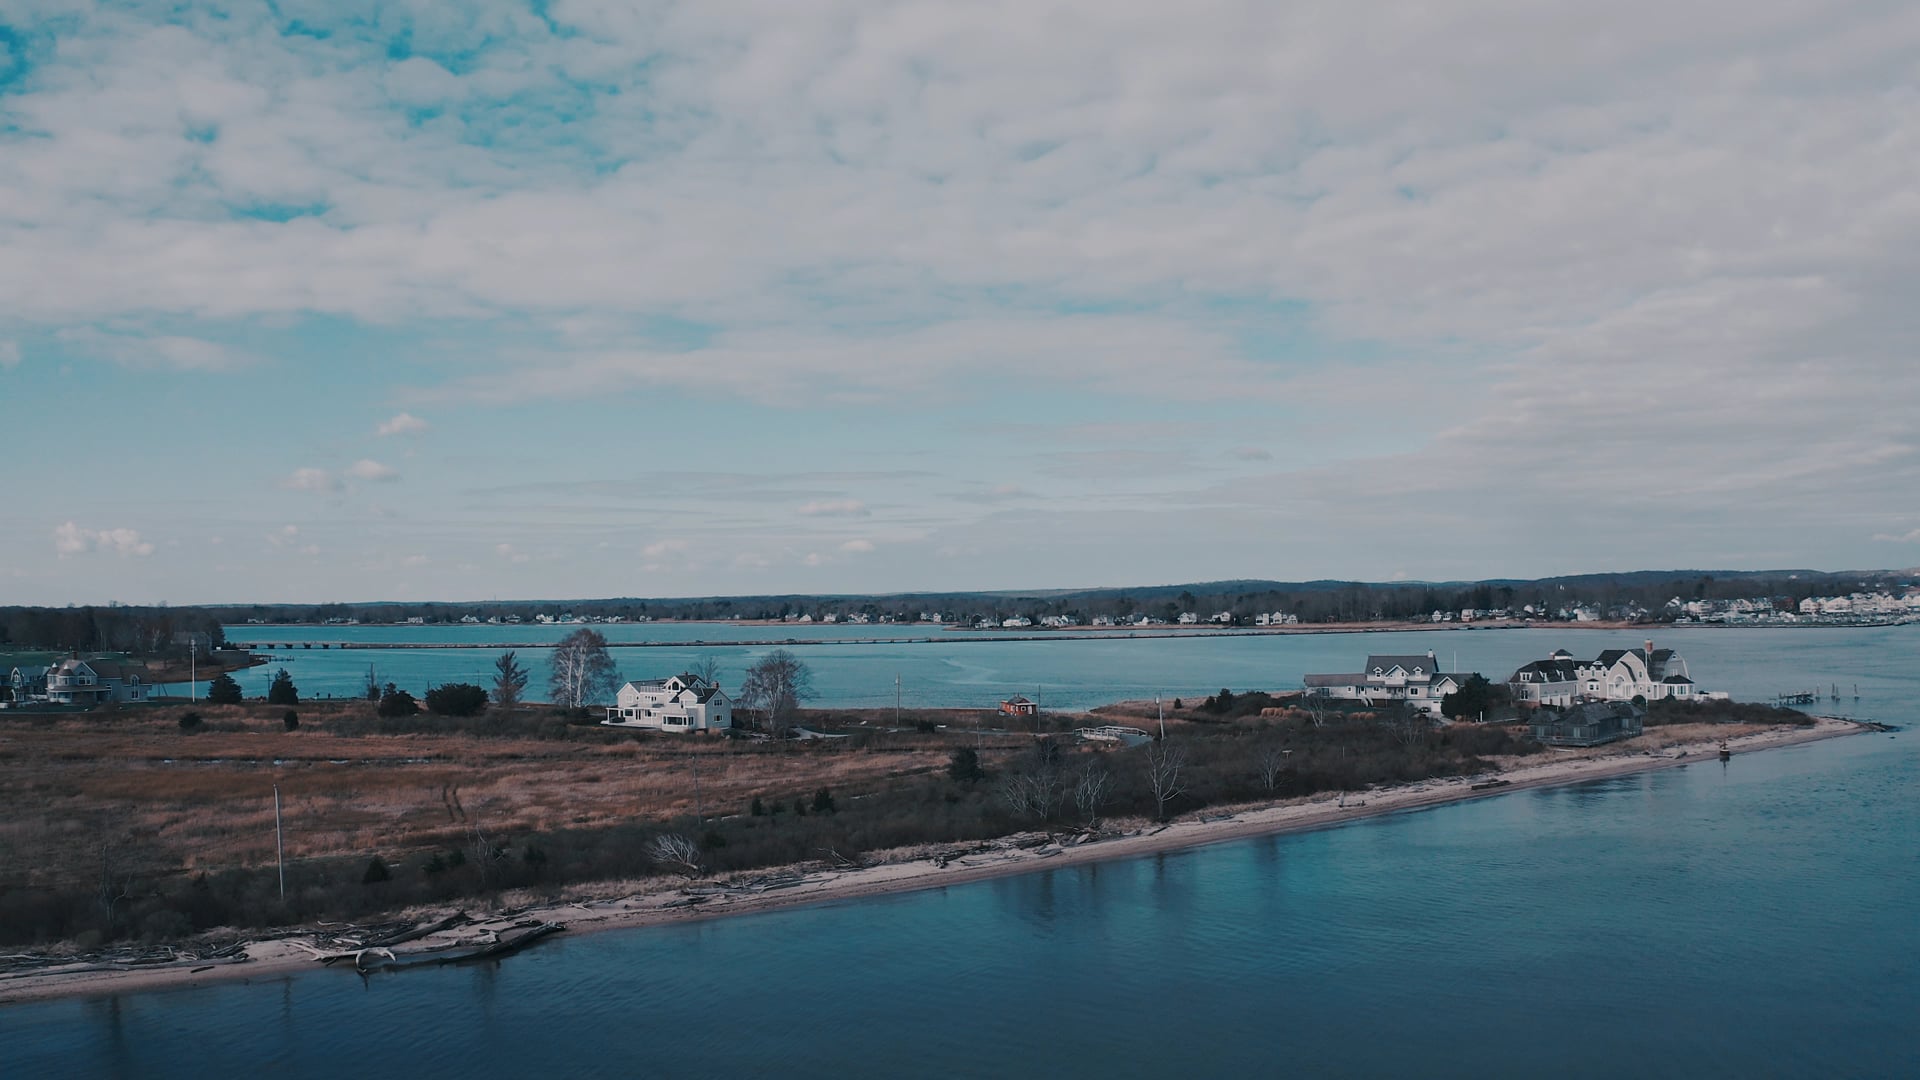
[210,623,1908,713]
[4,630,1915,1076]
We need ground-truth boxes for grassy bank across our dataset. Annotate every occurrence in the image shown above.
[0,695,1799,950]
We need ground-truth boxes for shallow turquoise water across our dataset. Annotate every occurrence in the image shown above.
[214,623,1910,713]
[5,630,1914,1077]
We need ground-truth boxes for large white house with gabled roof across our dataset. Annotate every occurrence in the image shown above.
[603,673,733,733]
[1508,640,1696,706]
[43,657,150,706]
[1303,651,1467,716]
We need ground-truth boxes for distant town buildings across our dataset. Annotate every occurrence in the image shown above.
[1669,589,1919,626]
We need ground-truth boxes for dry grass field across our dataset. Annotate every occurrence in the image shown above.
[0,693,1807,949]
[0,703,998,895]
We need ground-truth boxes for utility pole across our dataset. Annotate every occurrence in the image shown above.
[895,674,901,727]
[1157,694,1165,740]
[273,783,286,902]
[691,754,704,823]
[189,637,197,703]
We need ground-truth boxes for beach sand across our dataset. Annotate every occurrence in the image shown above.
[0,716,1863,1006]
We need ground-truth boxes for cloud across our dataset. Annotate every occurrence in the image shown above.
[403,553,430,566]
[495,543,531,563]
[1873,529,1920,544]
[53,522,154,559]
[377,412,430,437]
[280,467,341,492]
[840,539,876,554]
[0,340,18,369]
[57,329,255,372]
[266,525,300,548]
[642,539,688,559]
[1230,446,1273,462]
[798,499,870,517]
[7,3,1920,600]
[347,459,399,482]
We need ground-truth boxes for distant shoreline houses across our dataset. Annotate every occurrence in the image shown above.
[603,673,732,734]
[1671,589,1920,626]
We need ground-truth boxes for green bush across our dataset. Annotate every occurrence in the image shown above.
[362,856,391,884]
[377,687,420,718]
[425,683,489,717]
[205,673,243,705]
[177,711,203,732]
[266,668,299,706]
[282,710,299,731]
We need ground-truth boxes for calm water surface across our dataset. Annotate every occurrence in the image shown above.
[4,629,1915,1077]
[210,623,1910,713]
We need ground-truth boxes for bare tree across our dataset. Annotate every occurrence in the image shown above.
[998,737,1067,824]
[998,769,1064,824]
[492,650,529,715]
[1143,740,1187,821]
[738,649,813,735]
[550,629,620,709]
[1072,764,1113,827]
[1257,745,1292,791]
[1299,686,1331,728]
[1390,706,1430,748]
[690,655,723,686]
[647,833,703,877]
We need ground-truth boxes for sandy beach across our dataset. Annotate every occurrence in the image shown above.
[0,716,1865,1007]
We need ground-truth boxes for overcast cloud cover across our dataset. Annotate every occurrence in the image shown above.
[3,1,1917,604]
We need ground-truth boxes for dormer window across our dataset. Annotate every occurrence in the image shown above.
[1372,667,1382,675]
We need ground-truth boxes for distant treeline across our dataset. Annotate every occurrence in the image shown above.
[198,569,1899,626]
[0,607,226,656]
[3,570,1906,647]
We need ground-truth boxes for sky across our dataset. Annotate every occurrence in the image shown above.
[3,1,1918,606]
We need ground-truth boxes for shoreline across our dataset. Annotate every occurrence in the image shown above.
[0,716,1868,1008]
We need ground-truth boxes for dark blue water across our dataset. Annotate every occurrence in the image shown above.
[5,727,1915,1076]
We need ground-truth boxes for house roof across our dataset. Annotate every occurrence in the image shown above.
[1364,654,1438,674]
[1595,647,1675,669]
[1509,658,1581,682]
[1563,700,1645,722]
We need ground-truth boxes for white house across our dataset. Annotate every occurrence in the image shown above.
[1507,640,1696,706]
[1508,649,1583,707]
[1304,652,1467,716]
[5,665,49,705]
[43,657,151,706]
[603,673,733,733]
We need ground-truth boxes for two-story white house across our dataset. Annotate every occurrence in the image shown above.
[1508,649,1583,708]
[1304,652,1467,716]
[603,673,733,733]
[43,657,150,706]
[1507,641,1696,706]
